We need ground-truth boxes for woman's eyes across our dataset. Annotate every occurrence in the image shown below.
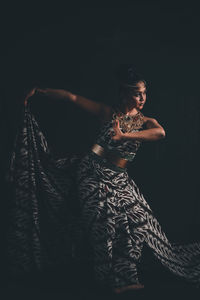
[134,92,146,97]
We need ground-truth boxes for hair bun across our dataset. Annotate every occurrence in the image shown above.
[116,64,143,85]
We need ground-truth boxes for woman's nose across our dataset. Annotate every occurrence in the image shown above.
[139,95,144,101]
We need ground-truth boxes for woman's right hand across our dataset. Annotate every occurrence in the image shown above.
[24,87,77,106]
[24,87,38,106]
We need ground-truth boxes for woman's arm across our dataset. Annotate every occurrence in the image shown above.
[34,88,113,120]
[112,117,166,142]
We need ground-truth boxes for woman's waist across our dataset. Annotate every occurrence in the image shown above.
[93,142,136,159]
[90,143,132,170]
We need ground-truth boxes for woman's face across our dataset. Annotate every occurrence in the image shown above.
[125,81,147,111]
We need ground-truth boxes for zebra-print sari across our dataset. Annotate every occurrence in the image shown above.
[6,105,200,288]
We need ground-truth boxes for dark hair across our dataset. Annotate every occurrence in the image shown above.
[116,64,146,104]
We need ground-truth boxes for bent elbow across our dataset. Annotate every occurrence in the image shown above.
[160,128,166,139]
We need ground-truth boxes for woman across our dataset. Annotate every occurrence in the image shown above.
[9,66,200,294]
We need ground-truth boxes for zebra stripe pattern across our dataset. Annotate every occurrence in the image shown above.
[6,105,200,289]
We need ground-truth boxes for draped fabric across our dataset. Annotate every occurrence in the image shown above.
[77,153,200,288]
[6,105,200,289]
[7,105,81,273]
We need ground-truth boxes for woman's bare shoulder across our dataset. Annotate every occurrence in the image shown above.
[99,105,115,123]
[143,115,158,123]
[143,115,164,129]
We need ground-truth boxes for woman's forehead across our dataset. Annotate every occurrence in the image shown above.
[135,81,146,91]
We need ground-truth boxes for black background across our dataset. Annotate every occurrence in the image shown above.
[0,1,200,298]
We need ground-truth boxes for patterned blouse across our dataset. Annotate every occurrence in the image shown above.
[95,110,145,161]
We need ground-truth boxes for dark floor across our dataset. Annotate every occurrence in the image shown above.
[1,267,199,300]
[1,282,199,300]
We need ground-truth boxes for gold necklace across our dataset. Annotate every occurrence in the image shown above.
[112,110,145,132]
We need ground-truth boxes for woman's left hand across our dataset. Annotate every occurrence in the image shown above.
[111,119,124,141]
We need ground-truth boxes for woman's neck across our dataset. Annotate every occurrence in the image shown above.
[119,103,138,116]
[125,108,139,116]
